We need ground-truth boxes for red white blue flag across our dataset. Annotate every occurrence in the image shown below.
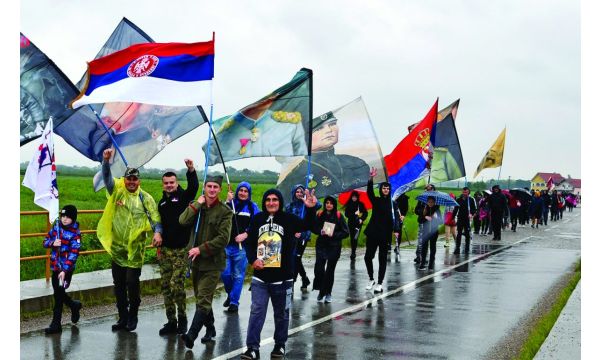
[384,99,438,197]
[71,41,214,108]
[23,117,59,223]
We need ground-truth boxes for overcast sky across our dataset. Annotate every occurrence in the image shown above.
[19,0,581,181]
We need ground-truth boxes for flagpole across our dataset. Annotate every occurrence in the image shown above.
[302,69,314,219]
[87,105,129,167]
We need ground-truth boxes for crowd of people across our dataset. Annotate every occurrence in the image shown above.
[41,156,580,358]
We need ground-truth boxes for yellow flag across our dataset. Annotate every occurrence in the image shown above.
[473,128,506,178]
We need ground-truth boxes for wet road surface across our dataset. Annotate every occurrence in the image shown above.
[21,210,580,359]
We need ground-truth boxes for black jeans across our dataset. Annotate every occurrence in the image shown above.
[348,224,362,255]
[112,262,142,313]
[51,271,75,316]
[456,219,471,249]
[294,239,309,283]
[420,232,437,268]
[364,236,387,284]
[314,245,341,297]
[491,213,502,239]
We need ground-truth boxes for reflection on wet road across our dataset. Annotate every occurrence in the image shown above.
[21,211,580,359]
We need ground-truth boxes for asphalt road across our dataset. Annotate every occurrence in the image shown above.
[20,209,581,360]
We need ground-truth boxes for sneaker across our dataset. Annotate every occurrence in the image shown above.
[418,264,426,271]
[227,304,239,313]
[223,296,231,308]
[324,294,332,303]
[444,242,450,248]
[271,345,285,359]
[317,294,325,302]
[365,279,376,290]
[240,348,260,359]
[159,321,178,336]
[373,284,383,293]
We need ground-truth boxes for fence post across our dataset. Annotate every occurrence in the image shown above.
[45,221,51,283]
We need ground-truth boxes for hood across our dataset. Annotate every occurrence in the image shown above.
[236,181,252,201]
[289,184,306,204]
[323,195,338,211]
[349,190,360,202]
[378,181,392,198]
[262,188,285,213]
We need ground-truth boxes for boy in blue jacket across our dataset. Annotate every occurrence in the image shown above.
[42,205,82,334]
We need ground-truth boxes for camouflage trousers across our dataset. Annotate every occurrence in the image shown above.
[159,247,188,322]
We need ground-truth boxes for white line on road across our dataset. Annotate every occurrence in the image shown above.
[211,236,534,360]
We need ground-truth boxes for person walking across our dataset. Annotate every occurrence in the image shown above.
[42,205,83,334]
[529,191,544,229]
[508,192,521,232]
[156,160,199,336]
[344,190,368,260]
[541,190,551,226]
[478,193,490,236]
[452,187,477,254]
[179,175,233,349]
[472,191,482,235]
[241,188,318,359]
[414,184,435,263]
[488,185,507,240]
[312,196,349,303]
[417,196,442,270]
[394,192,409,254]
[98,148,162,332]
[364,168,400,293]
[285,184,319,293]
[222,182,260,313]
[443,194,457,249]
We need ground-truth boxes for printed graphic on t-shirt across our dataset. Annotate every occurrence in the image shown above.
[257,220,284,268]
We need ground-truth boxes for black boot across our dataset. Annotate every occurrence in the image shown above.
[180,308,206,349]
[301,277,310,292]
[453,238,461,255]
[177,314,188,335]
[125,304,139,332]
[112,305,128,331]
[45,309,62,334]
[200,310,216,343]
[159,320,178,336]
[70,300,82,324]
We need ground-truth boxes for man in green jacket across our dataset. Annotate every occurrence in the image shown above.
[179,175,232,349]
[98,148,162,332]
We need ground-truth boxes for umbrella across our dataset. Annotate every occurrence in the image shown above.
[483,189,492,195]
[510,188,532,200]
[339,190,373,210]
[416,191,459,207]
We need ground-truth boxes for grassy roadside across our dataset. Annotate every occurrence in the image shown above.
[515,259,581,360]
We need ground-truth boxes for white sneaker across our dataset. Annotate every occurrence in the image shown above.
[374,284,383,293]
[324,294,332,303]
[365,279,376,290]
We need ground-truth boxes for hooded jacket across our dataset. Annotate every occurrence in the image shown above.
[246,189,316,283]
[158,170,199,249]
[284,184,321,242]
[313,196,350,248]
[43,221,81,273]
[344,191,368,228]
[226,181,260,247]
[364,178,400,239]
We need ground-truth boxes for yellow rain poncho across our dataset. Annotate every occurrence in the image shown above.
[97,178,161,268]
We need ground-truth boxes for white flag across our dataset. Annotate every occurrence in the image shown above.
[22,118,59,223]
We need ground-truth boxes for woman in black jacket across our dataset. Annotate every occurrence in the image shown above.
[417,196,442,271]
[312,196,349,303]
[344,191,368,260]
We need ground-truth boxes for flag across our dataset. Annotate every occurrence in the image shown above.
[276,97,386,198]
[20,33,78,146]
[71,41,214,108]
[547,177,555,191]
[414,99,465,187]
[22,118,59,223]
[204,68,312,166]
[473,128,506,178]
[384,99,438,198]
[51,18,208,191]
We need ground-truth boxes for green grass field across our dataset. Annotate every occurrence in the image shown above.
[20,175,457,281]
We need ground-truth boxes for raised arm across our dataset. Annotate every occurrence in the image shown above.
[102,148,115,195]
[183,159,199,201]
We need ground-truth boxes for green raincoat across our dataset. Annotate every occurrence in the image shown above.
[97,178,161,268]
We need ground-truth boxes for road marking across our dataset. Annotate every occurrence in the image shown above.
[211,235,533,360]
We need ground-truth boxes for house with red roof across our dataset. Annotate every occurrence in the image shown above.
[556,177,581,195]
[530,172,565,191]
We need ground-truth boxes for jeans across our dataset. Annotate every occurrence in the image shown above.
[246,278,293,350]
[314,245,341,297]
[221,245,248,306]
[51,270,75,317]
[293,238,309,283]
[348,224,362,256]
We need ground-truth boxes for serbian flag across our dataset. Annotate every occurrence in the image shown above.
[384,99,438,198]
[547,177,555,191]
[71,40,214,108]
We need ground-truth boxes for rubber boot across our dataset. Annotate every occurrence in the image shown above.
[125,304,139,332]
[112,305,128,331]
[70,300,82,324]
[45,309,62,334]
[200,310,216,343]
[181,308,206,349]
